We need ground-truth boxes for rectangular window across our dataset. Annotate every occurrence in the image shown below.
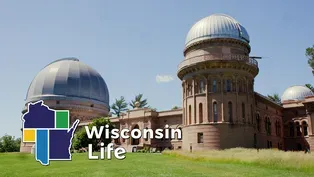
[197,133,203,143]
[226,80,231,92]
[213,80,217,92]
[199,80,205,93]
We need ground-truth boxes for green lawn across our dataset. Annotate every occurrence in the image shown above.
[0,152,313,177]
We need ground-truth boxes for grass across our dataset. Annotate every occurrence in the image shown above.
[163,148,314,172]
[0,149,313,177]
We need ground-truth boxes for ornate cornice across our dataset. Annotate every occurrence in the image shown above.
[22,103,108,115]
[184,38,250,56]
[178,61,259,80]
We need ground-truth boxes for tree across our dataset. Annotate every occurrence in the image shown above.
[129,94,148,109]
[72,127,89,150]
[267,93,281,104]
[111,96,128,117]
[305,84,314,92]
[306,45,314,75]
[72,117,113,151]
[0,141,2,152]
[171,106,181,110]
[147,106,157,111]
[0,135,20,152]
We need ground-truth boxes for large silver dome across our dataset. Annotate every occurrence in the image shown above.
[185,14,250,48]
[281,85,314,102]
[26,58,109,108]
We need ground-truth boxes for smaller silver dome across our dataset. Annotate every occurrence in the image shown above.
[281,85,314,102]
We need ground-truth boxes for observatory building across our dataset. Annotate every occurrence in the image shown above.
[21,14,314,152]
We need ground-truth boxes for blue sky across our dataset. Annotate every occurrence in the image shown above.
[0,0,313,137]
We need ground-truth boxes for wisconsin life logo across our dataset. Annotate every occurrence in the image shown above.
[22,100,79,166]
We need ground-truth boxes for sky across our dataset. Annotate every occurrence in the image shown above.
[0,0,313,137]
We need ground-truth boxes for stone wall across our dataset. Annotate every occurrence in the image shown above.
[182,123,255,151]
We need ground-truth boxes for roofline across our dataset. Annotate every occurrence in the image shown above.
[157,108,183,113]
[254,92,283,109]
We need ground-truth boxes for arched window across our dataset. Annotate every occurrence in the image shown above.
[302,121,308,136]
[226,80,231,92]
[265,117,271,135]
[242,103,245,122]
[289,122,294,137]
[275,120,280,136]
[268,117,271,135]
[213,102,218,123]
[256,114,260,132]
[131,124,140,145]
[213,80,217,93]
[228,102,233,123]
[199,103,203,123]
[188,105,192,125]
[199,80,205,93]
[296,122,301,136]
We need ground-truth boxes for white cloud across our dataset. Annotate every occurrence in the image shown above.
[156,75,174,83]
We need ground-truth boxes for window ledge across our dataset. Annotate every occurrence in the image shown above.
[195,93,206,96]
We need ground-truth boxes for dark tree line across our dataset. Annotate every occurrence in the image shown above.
[0,135,21,152]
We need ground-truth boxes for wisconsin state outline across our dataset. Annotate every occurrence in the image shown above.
[22,100,55,128]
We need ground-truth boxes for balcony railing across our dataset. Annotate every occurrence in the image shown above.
[178,54,258,71]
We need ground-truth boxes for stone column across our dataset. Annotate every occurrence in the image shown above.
[205,76,209,123]
[185,81,188,125]
[207,76,212,123]
[305,104,314,135]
